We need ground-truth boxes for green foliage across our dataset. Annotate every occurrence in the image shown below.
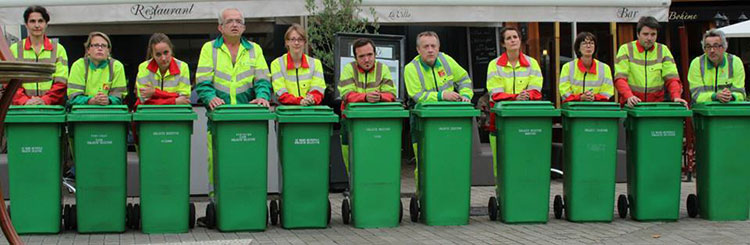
[305,0,379,77]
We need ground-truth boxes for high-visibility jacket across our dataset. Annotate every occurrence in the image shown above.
[614,40,683,103]
[67,57,128,105]
[195,36,271,107]
[559,58,614,103]
[404,52,473,103]
[9,36,68,105]
[270,53,325,105]
[338,61,396,108]
[135,57,192,106]
[688,53,746,103]
[486,52,543,131]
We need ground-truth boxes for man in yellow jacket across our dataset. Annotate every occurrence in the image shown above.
[195,7,272,198]
[688,29,746,104]
[403,31,473,186]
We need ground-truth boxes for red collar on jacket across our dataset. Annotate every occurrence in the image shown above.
[24,35,53,51]
[357,63,375,73]
[147,58,181,75]
[577,58,597,74]
[635,40,656,53]
[286,53,309,70]
[497,52,530,67]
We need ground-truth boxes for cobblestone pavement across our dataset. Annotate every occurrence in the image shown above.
[3,165,749,245]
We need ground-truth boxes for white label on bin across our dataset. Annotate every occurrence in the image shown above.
[153,131,180,136]
[365,127,392,132]
[650,130,676,137]
[21,146,43,153]
[584,128,609,133]
[87,134,112,145]
[438,127,463,131]
[294,138,320,145]
[231,133,256,142]
[518,128,543,135]
[587,143,607,152]
[160,139,173,143]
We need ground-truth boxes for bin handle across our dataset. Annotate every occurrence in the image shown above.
[136,104,192,111]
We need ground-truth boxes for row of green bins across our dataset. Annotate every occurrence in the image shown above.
[487,101,559,223]
[67,105,131,233]
[133,105,197,233]
[340,103,408,228]
[617,102,691,221]
[687,102,750,221]
[271,106,338,229]
[553,102,625,222]
[206,104,275,231]
[409,102,479,226]
[5,105,66,234]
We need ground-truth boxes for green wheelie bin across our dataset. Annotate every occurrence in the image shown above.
[340,102,408,228]
[205,104,275,231]
[616,102,691,221]
[5,105,66,234]
[409,102,479,226]
[687,102,750,220]
[487,101,559,224]
[272,106,338,229]
[133,105,197,233]
[67,105,131,233]
[553,102,625,222]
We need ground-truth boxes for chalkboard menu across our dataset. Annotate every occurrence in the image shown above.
[469,27,498,91]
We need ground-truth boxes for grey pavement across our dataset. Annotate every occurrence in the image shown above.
[3,164,749,245]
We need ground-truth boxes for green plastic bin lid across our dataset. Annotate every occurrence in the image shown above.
[275,105,339,123]
[411,102,480,118]
[692,101,750,117]
[561,102,626,118]
[491,101,560,118]
[343,102,408,118]
[624,102,692,118]
[209,104,275,121]
[4,105,66,123]
[133,105,197,121]
[67,105,131,122]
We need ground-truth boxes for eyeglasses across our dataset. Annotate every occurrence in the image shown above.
[223,19,244,26]
[287,38,305,43]
[704,44,724,50]
[581,41,596,47]
[89,43,108,49]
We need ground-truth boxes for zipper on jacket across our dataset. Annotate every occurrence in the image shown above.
[295,69,301,96]
[432,69,440,96]
[644,48,648,101]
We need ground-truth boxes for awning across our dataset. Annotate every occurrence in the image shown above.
[0,0,306,25]
[361,0,671,23]
[718,20,750,38]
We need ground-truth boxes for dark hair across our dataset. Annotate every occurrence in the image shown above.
[573,32,597,57]
[499,27,520,42]
[146,33,175,60]
[23,5,50,23]
[352,38,375,57]
[636,16,659,33]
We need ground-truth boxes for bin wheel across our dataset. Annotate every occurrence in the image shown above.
[398,200,403,224]
[409,196,420,222]
[617,194,629,219]
[70,205,78,230]
[327,199,332,226]
[553,195,564,219]
[189,203,196,229]
[487,196,498,221]
[687,194,699,218]
[269,200,279,226]
[205,202,216,229]
[132,204,140,230]
[341,198,351,224]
